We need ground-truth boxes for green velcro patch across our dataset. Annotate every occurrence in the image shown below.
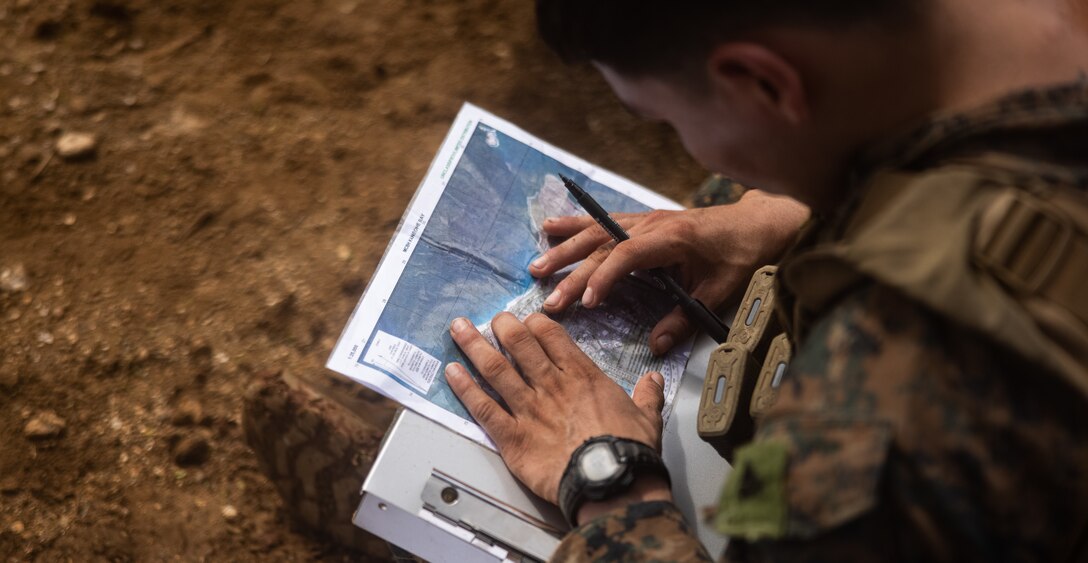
[713,440,788,540]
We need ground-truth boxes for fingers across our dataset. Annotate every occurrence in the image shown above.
[649,307,694,356]
[538,215,595,237]
[649,278,738,355]
[539,213,642,238]
[491,313,554,389]
[530,218,642,281]
[541,240,615,313]
[445,362,515,444]
[529,225,612,279]
[631,372,666,427]
[582,237,678,308]
[523,313,593,371]
[540,211,690,312]
[449,317,532,405]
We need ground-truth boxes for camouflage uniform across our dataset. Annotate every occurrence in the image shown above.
[243,370,397,559]
[552,83,1088,562]
[691,175,750,208]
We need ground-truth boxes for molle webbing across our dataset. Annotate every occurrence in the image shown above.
[780,163,1088,399]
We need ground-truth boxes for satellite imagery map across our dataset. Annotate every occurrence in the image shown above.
[330,106,691,445]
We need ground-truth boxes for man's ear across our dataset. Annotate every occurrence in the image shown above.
[706,43,809,125]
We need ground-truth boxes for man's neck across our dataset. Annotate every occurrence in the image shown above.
[803,0,1088,210]
[928,0,1088,114]
[740,1,1088,210]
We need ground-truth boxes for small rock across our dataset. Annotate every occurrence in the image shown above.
[55,131,97,160]
[170,398,204,426]
[173,435,211,466]
[221,504,239,522]
[0,370,18,389]
[41,119,61,135]
[0,264,28,292]
[15,145,40,166]
[68,96,88,114]
[0,476,19,494]
[24,410,66,440]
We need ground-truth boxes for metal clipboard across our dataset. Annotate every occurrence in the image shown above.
[353,334,730,562]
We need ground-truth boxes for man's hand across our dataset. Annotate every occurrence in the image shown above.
[445,312,667,505]
[529,190,809,355]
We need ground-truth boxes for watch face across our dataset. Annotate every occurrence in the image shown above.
[579,442,622,482]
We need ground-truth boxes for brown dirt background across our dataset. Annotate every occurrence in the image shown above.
[0,0,704,561]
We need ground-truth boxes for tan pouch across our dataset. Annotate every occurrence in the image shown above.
[698,343,759,461]
[750,333,792,419]
[697,266,785,461]
[729,266,780,360]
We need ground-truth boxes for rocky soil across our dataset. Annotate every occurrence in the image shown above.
[0,0,703,560]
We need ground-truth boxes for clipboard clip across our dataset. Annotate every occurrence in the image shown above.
[421,471,562,562]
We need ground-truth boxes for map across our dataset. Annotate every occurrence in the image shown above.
[328,104,691,448]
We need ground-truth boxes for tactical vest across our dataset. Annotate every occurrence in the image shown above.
[780,153,1088,401]
[697,154,1088,461]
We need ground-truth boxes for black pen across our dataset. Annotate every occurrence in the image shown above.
[558,174,730,344]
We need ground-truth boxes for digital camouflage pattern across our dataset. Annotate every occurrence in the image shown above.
[242,370,396,559]
[551,501,712,562]
[556,285,1088,562]
[550,83,1088,562]
[691,175,748,208]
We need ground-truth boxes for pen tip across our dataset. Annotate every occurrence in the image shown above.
[558,173,571,183]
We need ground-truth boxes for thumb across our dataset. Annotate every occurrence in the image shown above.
[632,372,666,422]
[650,307,694,356]
[650,280,733,356]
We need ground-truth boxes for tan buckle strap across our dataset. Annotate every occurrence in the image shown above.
[976,190,1088,327]
[977,191,1075,294]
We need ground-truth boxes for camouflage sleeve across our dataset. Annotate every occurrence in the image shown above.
[691,175,749,208]
[550,501,714,563]
[714,283,1088,562]
[553,282,1088,562]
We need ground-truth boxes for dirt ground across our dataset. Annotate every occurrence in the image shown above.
[0,0,704,561]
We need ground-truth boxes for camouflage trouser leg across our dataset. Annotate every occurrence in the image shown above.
[242,370,398,560]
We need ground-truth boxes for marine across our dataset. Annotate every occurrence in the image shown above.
[437,1,1088,562]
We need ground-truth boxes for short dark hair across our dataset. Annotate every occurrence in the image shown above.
[537,1,911,77]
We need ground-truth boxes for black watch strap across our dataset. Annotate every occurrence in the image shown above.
[558,436,670,528]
